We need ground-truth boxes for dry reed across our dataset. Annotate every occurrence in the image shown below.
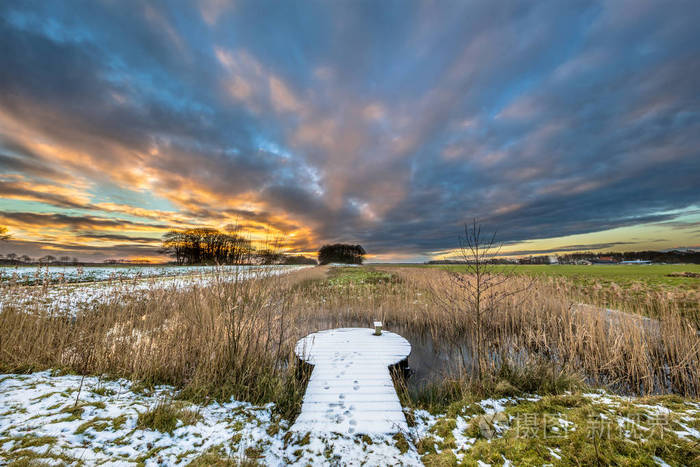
[0,265,697,417]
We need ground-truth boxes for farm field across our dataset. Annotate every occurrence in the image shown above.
[399,263,700,289]
[1,265,698,465]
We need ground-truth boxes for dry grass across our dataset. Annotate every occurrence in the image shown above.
[553,274,700,324]
[0,265,697,417]
[0,267,325,418]
[388,267,699,398]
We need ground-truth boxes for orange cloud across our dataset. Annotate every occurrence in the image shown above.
[0,175,93,208]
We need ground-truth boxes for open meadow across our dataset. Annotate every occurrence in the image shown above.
[416,263,700,289]
[1,264,698,465]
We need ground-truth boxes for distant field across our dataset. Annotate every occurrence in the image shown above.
[378,263,700,289]
[0,265,312,315]
[0,264,289,285]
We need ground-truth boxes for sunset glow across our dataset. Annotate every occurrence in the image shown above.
[1,1,698,262]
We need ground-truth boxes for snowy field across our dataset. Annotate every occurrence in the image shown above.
[2,372,697,466]
[0,264,296,285]
[0,265,312,315]
[0,371,426,466]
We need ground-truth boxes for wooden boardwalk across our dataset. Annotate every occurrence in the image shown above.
[291,328,411,435]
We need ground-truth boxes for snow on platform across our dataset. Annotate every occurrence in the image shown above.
[292,327,411,435]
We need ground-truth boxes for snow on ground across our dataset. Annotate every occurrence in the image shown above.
[0,265,312,315]
[414,390,699,465]
[0,371,425,466]
[477,398,510,415]
[3,373,698,466]
[0,264,307,285]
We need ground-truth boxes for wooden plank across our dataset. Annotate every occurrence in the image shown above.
[291,327,411,435]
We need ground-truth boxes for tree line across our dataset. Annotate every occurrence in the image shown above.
[557,250,700,264]
[428,249,700,265]
[160,228,317,265]
[0,254,80,265]
[0,227,83,265]
[161,228,253,265]
[317,244,366,265]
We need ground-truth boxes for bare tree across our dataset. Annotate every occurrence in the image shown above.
[438,219,532,380]
[39,255,56,264]
[161,227,254,265]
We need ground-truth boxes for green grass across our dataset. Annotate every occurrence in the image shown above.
[399,263,700,289]
[326,266,399,287]
[419,392,700,466]
[0,434,80,466]
[136,400,202,434]
[186,445,260,466]
[74,417,111,435]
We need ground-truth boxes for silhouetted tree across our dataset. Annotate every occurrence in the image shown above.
[318,244,366,265]
[161,231,185,264]
[0,226,9,241]
[160,228,253,265]
[281,255,317,265]
[257,249,282,265]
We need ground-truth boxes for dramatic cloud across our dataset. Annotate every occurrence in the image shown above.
[0,0,698,261]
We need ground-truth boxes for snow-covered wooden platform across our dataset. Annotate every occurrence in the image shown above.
[291,327,411,435]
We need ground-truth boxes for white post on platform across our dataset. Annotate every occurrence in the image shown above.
[373,321,382,336]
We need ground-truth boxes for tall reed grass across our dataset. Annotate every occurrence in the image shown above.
[0,267,323,418]
[390,267,699,397]
[0,265,697,418]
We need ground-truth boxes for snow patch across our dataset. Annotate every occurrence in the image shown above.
[0,371,423,466]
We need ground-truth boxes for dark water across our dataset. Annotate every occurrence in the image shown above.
[298,318,472,390]
[296,316,693,397]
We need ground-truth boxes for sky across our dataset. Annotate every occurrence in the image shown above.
[0,0,699,263]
